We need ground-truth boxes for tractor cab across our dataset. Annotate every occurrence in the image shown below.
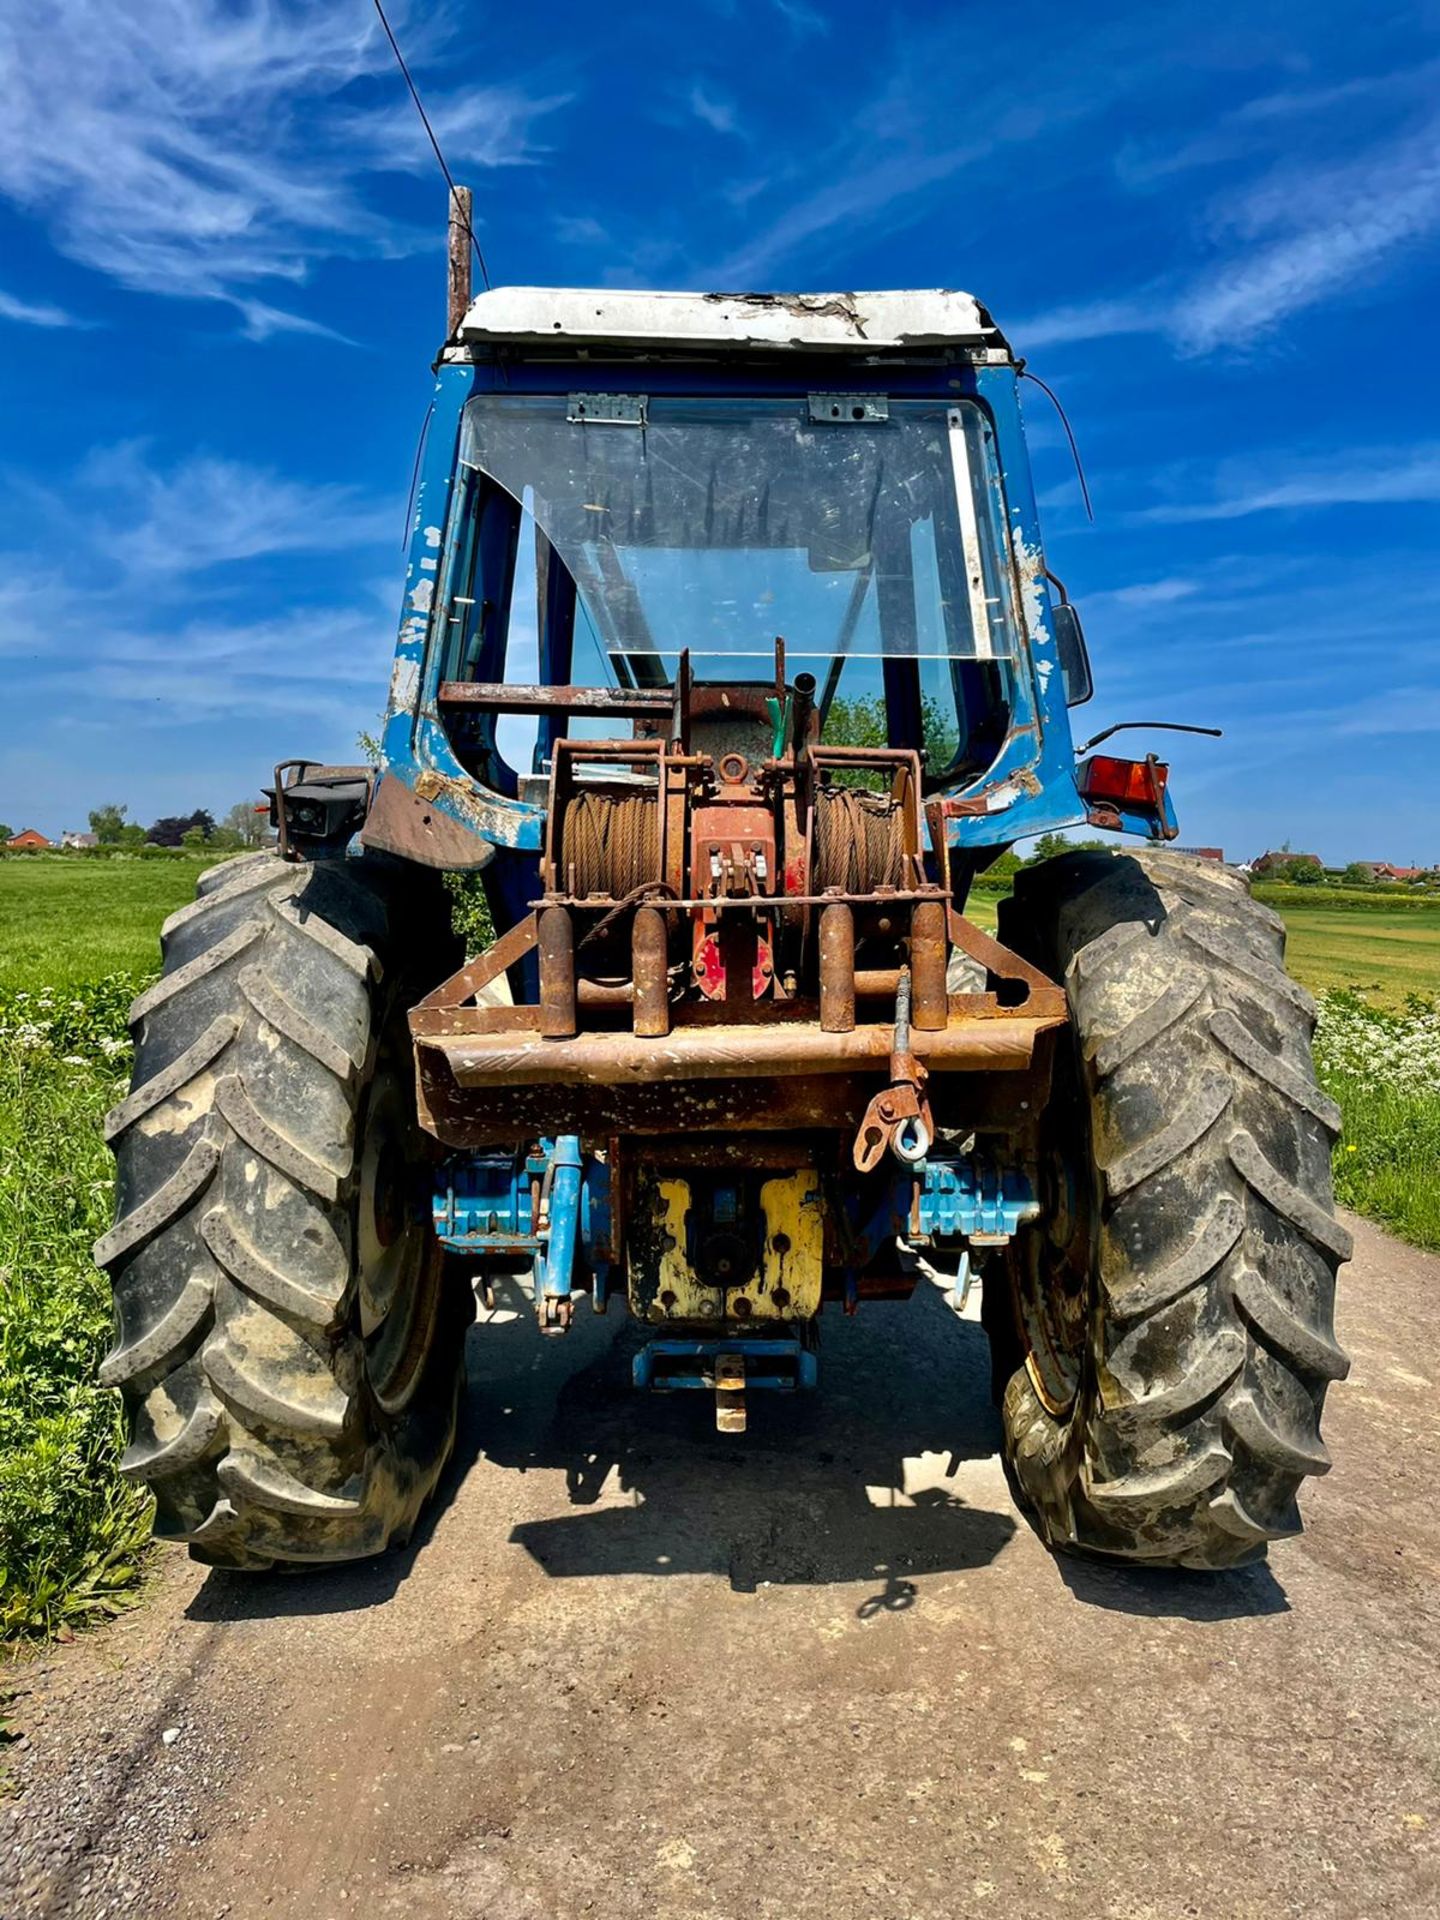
[363,286,1154,881]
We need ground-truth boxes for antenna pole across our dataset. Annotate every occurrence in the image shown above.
[448,185,473,338]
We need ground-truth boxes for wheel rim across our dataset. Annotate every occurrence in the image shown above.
[356,1053,445,1415]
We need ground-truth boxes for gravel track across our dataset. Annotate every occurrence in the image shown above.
[4,1211,1437,1919]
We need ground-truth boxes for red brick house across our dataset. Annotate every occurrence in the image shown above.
[5,827,52,850]
[1252,850,1321,876]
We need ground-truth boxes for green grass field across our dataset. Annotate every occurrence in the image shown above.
[1266,905,1440,1005]
[0,856,212,988]
[2,853,1436,1003]
[968,881,1440,1008]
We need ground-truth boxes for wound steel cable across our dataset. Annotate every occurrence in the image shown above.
[812,785,908,894]
[559,791,662,898]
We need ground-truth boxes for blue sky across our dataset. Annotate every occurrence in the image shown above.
[1,0,1437,862]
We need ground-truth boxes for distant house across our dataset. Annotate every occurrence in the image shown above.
[1252,850,1321,876]
[1368,862,1427,883]
[1176,846,1225,862]
[5,827,52,850]
[61,830,98,849]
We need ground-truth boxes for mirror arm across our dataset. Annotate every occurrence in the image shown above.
[1076,721,1224,755]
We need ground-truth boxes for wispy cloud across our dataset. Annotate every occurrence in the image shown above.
[0,569,391,737]
[72,442,395,576]
[340,82,569,175]
[1010,296,1159,350]
[0,440,397,740]
[0,287,75,327]
[1172,122,1440,352]
[698,0,829,32]
[1138,446,1440,523]
[1091,577,1201,608]
[688,83,742,137]
[1018,108,1440,358]
[696,15,1180,287]
[0,2,567,334]
[1115,59,1440,190]
[1335,688,1440,736]
[552,213,609,249]
[771,0,829,34]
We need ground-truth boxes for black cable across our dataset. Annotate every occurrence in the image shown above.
[401,401,433,547]
[1075,721,1223,755]
[1019,367,1093,522]
[370,0,492,290]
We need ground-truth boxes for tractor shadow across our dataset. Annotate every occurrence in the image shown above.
[187,1280,1016,1622]
[469,1277,1017,1599]
[188,1276,1287,1623]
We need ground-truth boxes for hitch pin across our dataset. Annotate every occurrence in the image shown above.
[715,1352,746,1433]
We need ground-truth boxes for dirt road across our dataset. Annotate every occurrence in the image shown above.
[5,1212,1438,1920]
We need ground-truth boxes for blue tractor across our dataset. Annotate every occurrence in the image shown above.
[98,253,1348,1574]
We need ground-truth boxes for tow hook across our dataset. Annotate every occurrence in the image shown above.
[852,967,935,1173]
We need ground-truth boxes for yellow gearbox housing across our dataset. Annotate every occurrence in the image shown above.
[627,1168,825,1325]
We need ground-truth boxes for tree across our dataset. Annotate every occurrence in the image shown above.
[1031,831,1073,863]
[822,693,887,750]
[983,848,1023,884]
[1282,859,1323,886]
[148,809,215,848]
[89,802,129,845]
[223,800,268,849]
[0,823,12,844]
[1342,863,1374,887]
[819,690,964,779]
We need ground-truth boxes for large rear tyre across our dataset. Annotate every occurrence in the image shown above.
[990,849,1350,1569]
[96,851,468,1569]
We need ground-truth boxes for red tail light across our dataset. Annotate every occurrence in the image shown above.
[1077,753,1169,811]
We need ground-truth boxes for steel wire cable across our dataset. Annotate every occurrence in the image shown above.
[811,785,908,894]
[558,791,662,897]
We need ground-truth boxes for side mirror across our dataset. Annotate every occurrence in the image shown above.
[1051,601,1093,707]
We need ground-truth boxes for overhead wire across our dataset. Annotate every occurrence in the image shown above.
[1018,367,1094,522]
[369,0,492,290]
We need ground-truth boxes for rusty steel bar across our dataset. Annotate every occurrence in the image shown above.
[577,980,632,1006]
[537,905,577,1038]
[910,899,948,1032]
[819,902,856,1034]
[426,1013,1061,1089]
[533,888,946,911]
[437,681,672,715]
[632,906,671,1037]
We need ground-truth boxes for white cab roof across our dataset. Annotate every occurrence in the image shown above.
[453,287,1007,356]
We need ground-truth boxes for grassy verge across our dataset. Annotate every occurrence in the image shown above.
[1315,992,1440,1251]
[0,979,154,1640]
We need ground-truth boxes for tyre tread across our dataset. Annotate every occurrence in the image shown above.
[996,848,1348,1569]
